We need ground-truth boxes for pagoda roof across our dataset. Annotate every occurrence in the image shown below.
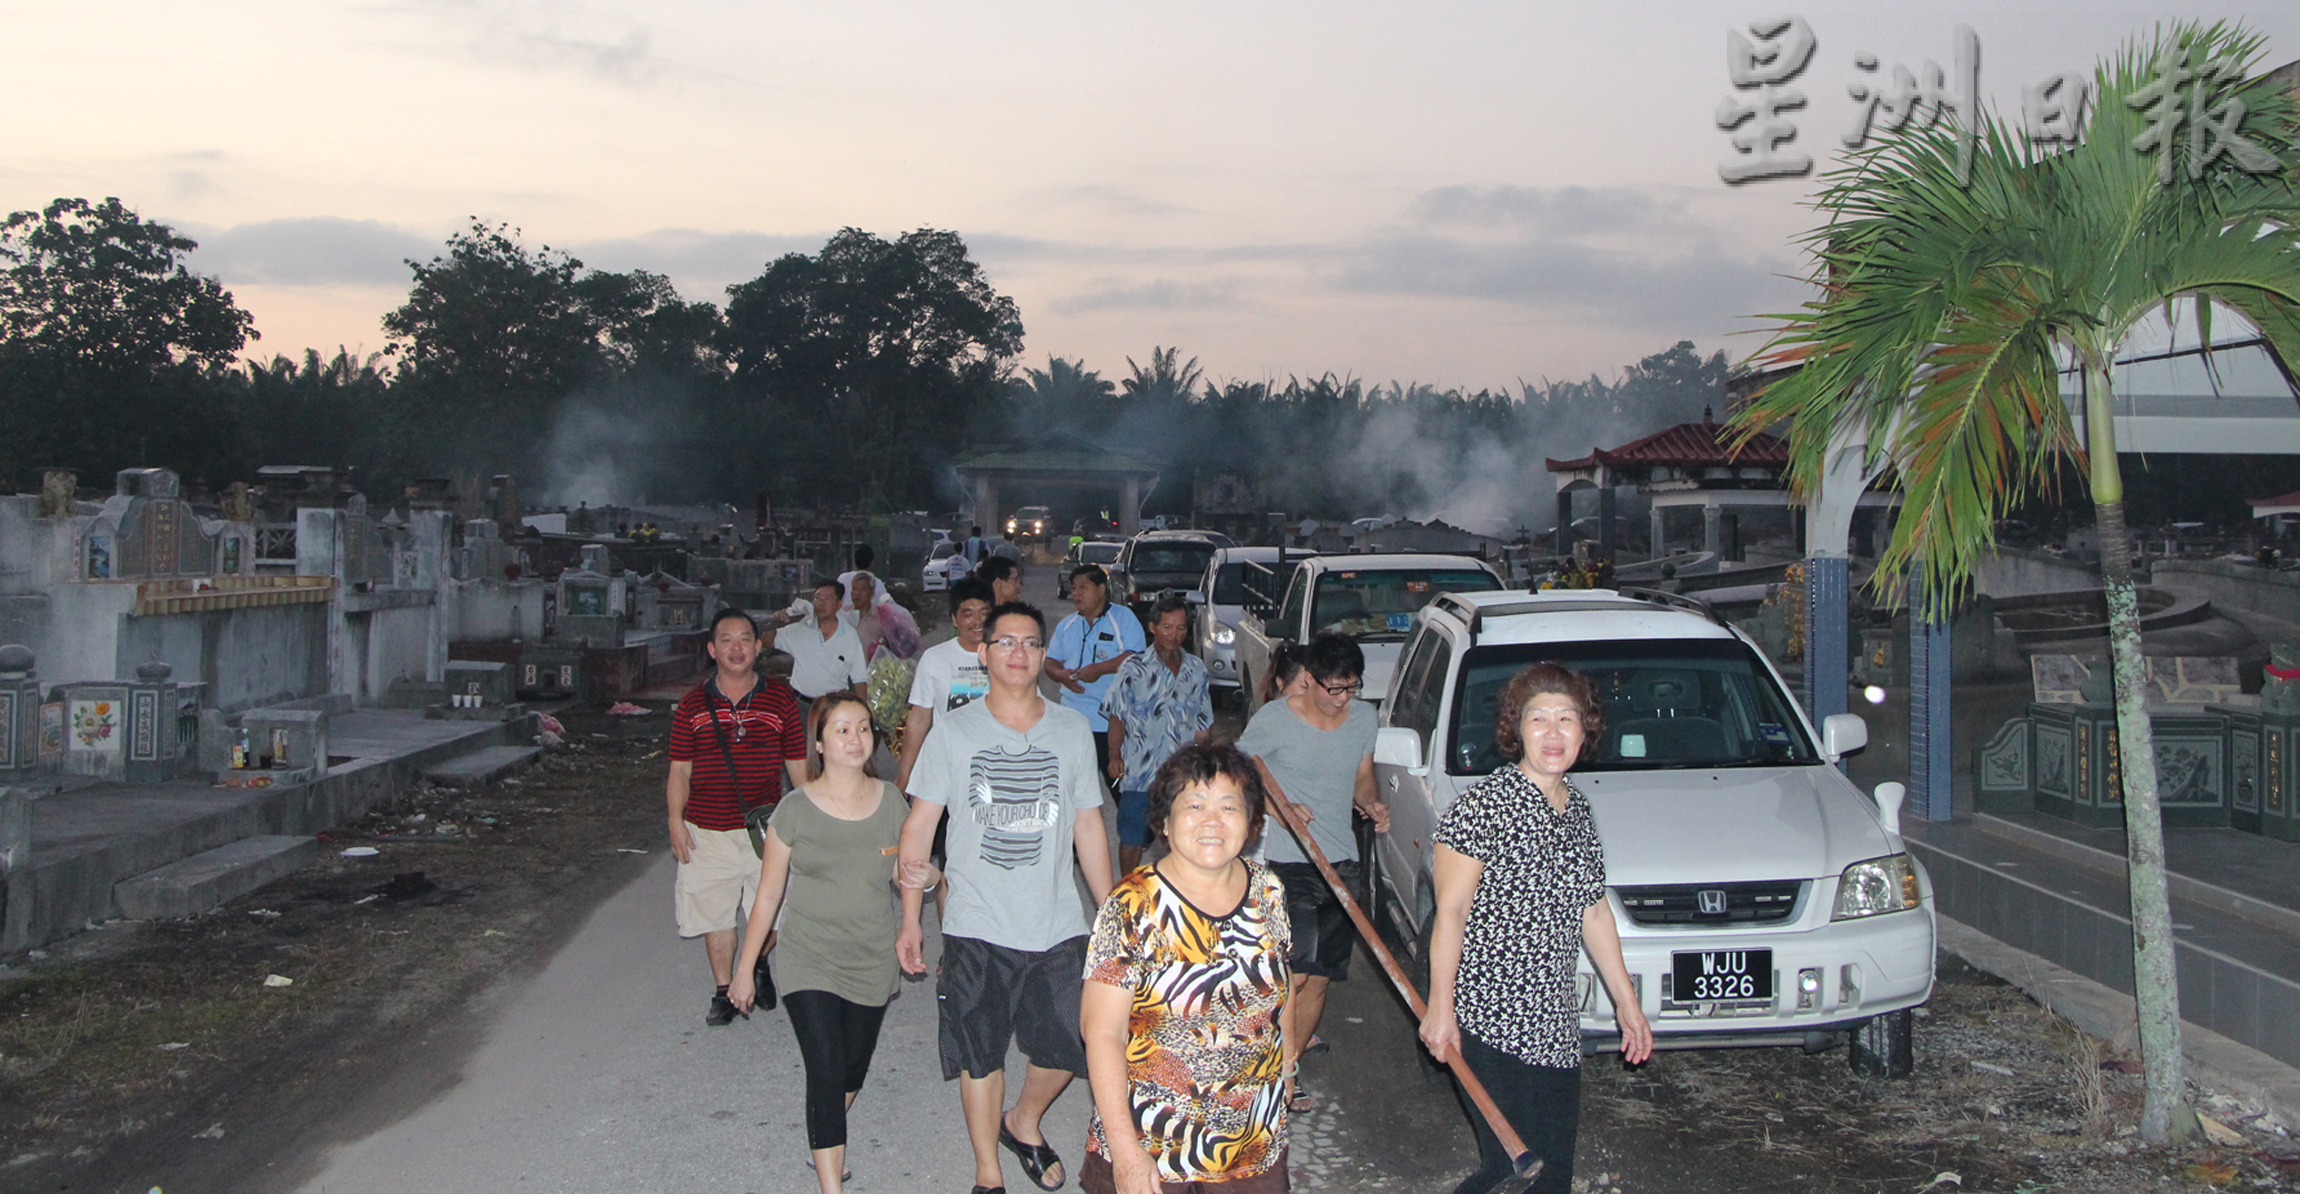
[1545,418,1790,472]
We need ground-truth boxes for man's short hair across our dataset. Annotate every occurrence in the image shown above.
[1068,563,1108,588]
[854,544,875,569]
[987,600,1046,641]
[975,556,1019,585]
[971,525,983,536]
[813,579,842,597]
[1150,592,1192,623]
[1305,631,1365,684]
[948,576,993,612]
[710,607,758,637]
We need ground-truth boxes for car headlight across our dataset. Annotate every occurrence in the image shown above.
[1213,624,1236,644]
[1831,853,1920,920]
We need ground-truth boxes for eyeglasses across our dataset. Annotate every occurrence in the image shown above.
[988,635,1045,653]
[1318,678,1364,697]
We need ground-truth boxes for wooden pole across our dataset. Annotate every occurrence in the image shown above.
[1254,759,1538,1180]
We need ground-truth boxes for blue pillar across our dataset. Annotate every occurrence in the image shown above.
[1804,556,1849,729]
[1909,597,1954,821]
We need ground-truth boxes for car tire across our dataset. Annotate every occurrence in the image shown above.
[1848,1008,1914,1079]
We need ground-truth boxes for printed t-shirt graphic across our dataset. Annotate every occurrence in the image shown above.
[967,745,1062,869]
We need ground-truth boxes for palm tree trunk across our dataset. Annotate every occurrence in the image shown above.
[2086,359,2189,1145]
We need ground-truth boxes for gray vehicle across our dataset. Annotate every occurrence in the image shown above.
[1108,529,1232,614]
[1232,552,1500,711]
[1370,588,1933,1075]
[1193,546,1286,696]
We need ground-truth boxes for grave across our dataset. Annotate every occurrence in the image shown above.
[225,707,329,787]
[0,645,40,780]
[428,659,526,721]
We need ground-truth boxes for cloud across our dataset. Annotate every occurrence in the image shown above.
[1031,185,1196,218]
[187,217,436,287]
[566,228,824,292]
[1051,277,1244,315]
[1410,184,1694,238]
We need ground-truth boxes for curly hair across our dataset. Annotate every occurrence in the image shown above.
[1145,743,1268,848]
[1491,662,1605,765]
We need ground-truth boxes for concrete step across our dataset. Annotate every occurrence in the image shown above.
[114,834,318,920]
[420,745,543,789]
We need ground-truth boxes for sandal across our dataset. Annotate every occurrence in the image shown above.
[1302,1034,1330,1055]
[1288,1085,1317,1114]
[998,1119,1065,1191]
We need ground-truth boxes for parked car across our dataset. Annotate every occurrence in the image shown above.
[1005,505,1054,545]
[1193,546,1287,697]
[1370,587,1933,1074]
[921,540,968,592]
[1232,552,1499,711]
[1056,539,1124,599]
[1107,529,1233,614]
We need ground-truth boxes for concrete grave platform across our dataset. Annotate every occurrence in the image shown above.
[419,745,541,789]
[114,834,316,920]
[8,708,536,952]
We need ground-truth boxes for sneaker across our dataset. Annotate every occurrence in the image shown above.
[706,990,740,1026]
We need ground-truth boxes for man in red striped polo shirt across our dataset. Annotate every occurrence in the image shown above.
[668,608,808,1027]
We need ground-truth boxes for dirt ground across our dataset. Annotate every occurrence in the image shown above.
[0,703,677,1194]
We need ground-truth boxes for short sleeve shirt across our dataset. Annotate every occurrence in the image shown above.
[666,676,807,831]
[774,618,870,699]
[1047,605,1147,731]
[1099,650,1213,791]
[767,782,909,1006]
[1236,699,1377,865]
[1432,768,1607,1068]
[907,698,1105,952]
[1085,861,1291,1183]
[907,636,990,714]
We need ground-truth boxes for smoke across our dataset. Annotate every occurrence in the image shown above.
[533,374,707,509]
[1336,395,1536,535]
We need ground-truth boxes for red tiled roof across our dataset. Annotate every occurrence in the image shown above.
[1544,420,1790,472]
[2249,488,2300,507]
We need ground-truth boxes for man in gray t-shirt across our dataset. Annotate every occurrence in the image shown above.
[1236,631,1387,1085]
[897,602,1113,1193]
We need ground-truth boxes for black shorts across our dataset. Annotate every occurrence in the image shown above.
[937,934,1089,1080]
[1271,861,1358,981]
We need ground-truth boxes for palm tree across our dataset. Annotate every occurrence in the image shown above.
[1732,22,2300,1145]
[1121,345,1204,403]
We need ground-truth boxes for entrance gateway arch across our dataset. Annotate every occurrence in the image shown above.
[952,447,1162,538]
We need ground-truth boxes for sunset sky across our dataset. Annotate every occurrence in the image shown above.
[7,2,2295,391]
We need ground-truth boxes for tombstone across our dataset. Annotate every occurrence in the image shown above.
[122,660,183,783]
[558,552,625,647]
[430,660,524,721]
[517,648,586,701]
[460,518,507,582]
[237,707,329,783]
[61,681,130,778]
[0,646,42,779]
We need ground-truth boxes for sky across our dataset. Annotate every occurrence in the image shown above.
[5,2,2297,392]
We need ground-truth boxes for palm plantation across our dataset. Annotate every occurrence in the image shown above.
[1732,23,2300,1144]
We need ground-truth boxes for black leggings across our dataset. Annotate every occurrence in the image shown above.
[783,989,890,1150]
[1451,1031,1581,1194]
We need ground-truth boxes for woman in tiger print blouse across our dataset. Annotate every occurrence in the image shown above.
[1081,744,1293,1193]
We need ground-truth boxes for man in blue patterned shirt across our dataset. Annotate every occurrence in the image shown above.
[1101,593,1214,871]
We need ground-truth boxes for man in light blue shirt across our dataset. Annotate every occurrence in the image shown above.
[1043,564,1145,789]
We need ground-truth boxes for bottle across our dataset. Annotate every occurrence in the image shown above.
[231,727,249,770]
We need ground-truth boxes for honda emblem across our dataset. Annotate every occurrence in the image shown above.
[1697,889,1728,916]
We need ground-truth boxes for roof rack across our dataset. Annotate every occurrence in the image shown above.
[1615,585,1729,627]
[1431,591,1483,636]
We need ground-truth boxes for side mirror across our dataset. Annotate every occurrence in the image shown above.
[1873,781,1906,836]
[1821,713,1868,761]
[1374,726,1425,772]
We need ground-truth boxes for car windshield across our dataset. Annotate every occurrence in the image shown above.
[1211,562,1257,604]
[930,543,957,559]
[1130,544,1218,575]
[1445,639,1817,775]
[1313,569,1493,641]
[1082,542,1121,563]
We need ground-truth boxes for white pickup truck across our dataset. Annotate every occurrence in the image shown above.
[1232,552,1500,711]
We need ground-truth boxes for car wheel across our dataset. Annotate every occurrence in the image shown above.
[1848,1008,1914,1079]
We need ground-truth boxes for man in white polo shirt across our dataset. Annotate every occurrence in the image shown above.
[771,579,869,707]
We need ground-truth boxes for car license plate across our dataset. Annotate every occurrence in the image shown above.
[1672,949,1773,1002]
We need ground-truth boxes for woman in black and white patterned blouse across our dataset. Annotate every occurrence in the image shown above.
[1420,662,1651,1194]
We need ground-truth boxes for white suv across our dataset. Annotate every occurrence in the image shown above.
[1371,589,1933,1075]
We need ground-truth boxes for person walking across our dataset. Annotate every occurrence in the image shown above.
[728,691,927,1193]
[897,601,1115,1194]
[666,609,808,1027]
[975,555,1025,606]
[897,577,994,788]
[837,544,876,607]
[1081,744,1293,1194]
[1419,663,1651,1194]
[992,528,1025,563]
[1101,592,1213,873]
[965,525,988,568]
[1236,631,1386,1108]
[773,580,870,710]
[1044,564,1145,788]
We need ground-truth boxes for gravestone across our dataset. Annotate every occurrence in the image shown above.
[557,551,625,647]
[236,707,328,783]
[430,660,524,721]
[0,646,42,780]
[61,682,129,779]
[122,660,182,783]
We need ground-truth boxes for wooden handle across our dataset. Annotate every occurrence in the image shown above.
[1253,759,1539,1178]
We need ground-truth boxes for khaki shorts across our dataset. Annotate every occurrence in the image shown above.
[675,825,760,936]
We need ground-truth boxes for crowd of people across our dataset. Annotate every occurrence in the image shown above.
[665,545,1642,1194]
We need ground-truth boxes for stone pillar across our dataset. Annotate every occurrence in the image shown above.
[0,782,31,952]
[1910,594,1954,821]
[1597,487,1617,558]
[971,475,1000,533]
[1119,477,1143,537]
[1650,507,1666,557]
[1805,556,1851,734]
[0,646,40,779]
[1722,512,1741,562]
[297,507,343,578]
[122,660,180,784]
[1556,490,1575,555]
[1703,504,1724,555]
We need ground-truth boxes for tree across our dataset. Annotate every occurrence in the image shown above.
[0,197,257,481]
[722,227,1022,506]
[1731,22,2300,1144]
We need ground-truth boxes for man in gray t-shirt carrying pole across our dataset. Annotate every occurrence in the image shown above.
[898,601,1114,1193]
[1235,631,1388,1108]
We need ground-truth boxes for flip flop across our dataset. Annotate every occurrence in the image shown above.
[1289,1085,1317,1114]
[998,1121,1065,1191]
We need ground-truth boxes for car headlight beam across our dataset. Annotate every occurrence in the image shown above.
[1831,853,1920,920]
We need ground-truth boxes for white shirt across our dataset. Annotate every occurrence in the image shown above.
[907,636,990,714]
[774,617,869,699]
